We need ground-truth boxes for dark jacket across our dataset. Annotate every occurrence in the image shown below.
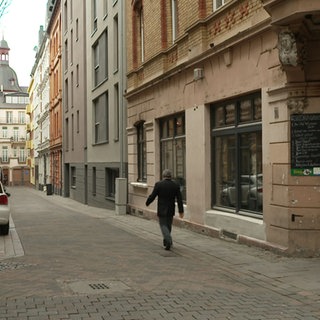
[146,178,184,217]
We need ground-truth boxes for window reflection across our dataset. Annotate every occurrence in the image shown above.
[160,114,186,201]
[213,93,263,215]
[216,135,236,207]
[240,132,262,212]
[225,103,235,125]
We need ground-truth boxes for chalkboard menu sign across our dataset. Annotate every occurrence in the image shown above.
[290,113,320,176]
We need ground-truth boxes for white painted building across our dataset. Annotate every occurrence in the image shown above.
[0,38,29,186]
[29,26,51,190]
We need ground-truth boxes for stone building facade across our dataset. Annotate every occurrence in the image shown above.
[125,0,320,256]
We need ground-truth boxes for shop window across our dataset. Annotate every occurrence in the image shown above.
[212,93,262,215]
[160,114,186,201]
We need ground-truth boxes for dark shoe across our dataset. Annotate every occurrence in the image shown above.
[165,240,172,250]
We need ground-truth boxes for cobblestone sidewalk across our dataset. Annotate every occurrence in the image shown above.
[0,187,319,320]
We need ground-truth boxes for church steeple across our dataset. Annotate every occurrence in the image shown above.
[0,37,10,65]
[0,37,21,92]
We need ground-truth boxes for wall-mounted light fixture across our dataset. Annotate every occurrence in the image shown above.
[193,68,204,81]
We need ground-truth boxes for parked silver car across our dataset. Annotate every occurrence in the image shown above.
[0,181,10,235]
[221,174,263,211]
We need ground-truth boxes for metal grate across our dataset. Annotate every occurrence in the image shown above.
[66,280,131,294]
[89,283,110,290]
[222,229,238,240]
[0,262,34,272]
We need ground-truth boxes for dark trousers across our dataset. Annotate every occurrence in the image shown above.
[158,215,174,245]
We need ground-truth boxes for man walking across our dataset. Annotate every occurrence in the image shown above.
[146,169,184,250]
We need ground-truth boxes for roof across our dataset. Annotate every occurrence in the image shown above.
[0,64,21,92]
[0,38,22,93]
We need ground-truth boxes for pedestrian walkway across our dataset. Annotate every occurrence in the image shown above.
[0,217,24,260]
[0,187,319,320]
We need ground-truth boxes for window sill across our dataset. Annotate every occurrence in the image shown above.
[130,182,148,189]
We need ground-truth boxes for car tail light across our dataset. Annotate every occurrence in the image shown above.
[257,187,263,193]
[0,194,8,205]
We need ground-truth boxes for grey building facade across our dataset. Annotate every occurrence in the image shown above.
[85,0,127,209]
[62,0,127,209]
[62,0,88,203]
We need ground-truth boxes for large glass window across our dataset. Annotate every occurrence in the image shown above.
[160,114,186,201]
[212,93,262,215]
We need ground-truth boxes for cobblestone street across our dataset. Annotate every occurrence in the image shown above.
[0,187,319,319]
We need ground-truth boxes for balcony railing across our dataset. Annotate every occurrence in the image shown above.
[10,137,26,145]
[0,157,27,164]
[0,118,26,125]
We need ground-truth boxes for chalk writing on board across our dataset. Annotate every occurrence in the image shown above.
[290,113,320,176]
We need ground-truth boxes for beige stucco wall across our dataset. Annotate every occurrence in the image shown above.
[128,28,283,238]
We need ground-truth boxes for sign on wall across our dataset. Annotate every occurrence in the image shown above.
[290,113,320,176]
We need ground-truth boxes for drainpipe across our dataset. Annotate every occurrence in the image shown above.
[116,0,127,215]
[119,0,126,179]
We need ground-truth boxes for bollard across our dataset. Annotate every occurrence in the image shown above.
[115,178,127,215]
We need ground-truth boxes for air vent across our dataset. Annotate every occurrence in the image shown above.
[222,229,237,240]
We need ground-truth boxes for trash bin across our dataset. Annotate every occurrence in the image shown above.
[46,184,53,195]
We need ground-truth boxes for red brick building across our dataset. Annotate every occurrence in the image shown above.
[47,0,63,195]
[126,0,320,256]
